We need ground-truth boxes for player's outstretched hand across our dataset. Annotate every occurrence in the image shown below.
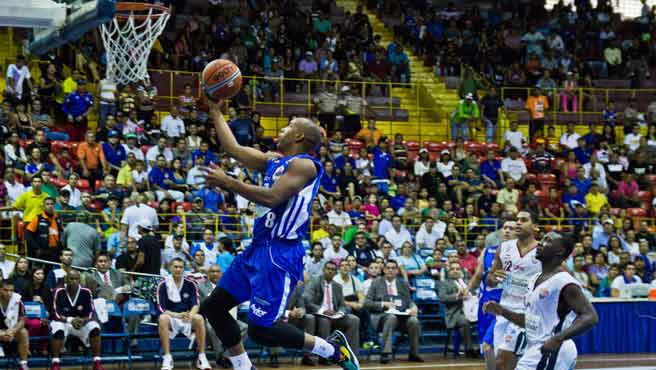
[198,165,229,187]
[483,301,502,316]
[541,335,563,354]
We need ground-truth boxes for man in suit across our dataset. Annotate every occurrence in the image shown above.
[84,252,127,301]
[270,282,317,367]
[438,262,476,358]
[197,264,248,369]
[304,261,360,365]
[364,260,423,363]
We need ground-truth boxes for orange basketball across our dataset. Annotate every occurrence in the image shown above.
[202,59,242,101]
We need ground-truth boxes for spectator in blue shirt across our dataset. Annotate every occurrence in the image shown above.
[603,100,617,126]
[61,80,94,141]
[573,138,591,165]
[149,155,184,201]
[194,187,224,213]
[319,160,340,199]
[333,146,355,171]
[191,141,219,166]
[480,150,502,188]
[229,108,255,146]
[102,130,126,172]
[390,183,408,211]
[562,183,585,216]
[371,137,394,180]
[572,167,591,196]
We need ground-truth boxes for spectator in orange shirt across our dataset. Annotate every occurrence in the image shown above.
[356,119,382,147]
[525,87,549,140]
[77,132,108,191]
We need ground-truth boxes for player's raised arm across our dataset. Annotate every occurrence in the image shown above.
[202,157,317,209]
[208,100,279,171]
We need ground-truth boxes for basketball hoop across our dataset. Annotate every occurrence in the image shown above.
[99,2,170,85]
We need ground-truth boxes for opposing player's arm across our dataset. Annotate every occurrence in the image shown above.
[208,101,279,171]
[467,252,485,292]
[201,157,317,209]
[486,246,506,287]
[553,284,599,342]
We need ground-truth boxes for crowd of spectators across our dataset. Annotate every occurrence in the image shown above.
[0,0,655,367]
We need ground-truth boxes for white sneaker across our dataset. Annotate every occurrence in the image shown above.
[196,356,212,370]
[161,355,174,370]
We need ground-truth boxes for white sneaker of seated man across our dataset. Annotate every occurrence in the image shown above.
[161,353,211,370]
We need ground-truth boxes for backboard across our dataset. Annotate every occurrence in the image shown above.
[0,0,115,55]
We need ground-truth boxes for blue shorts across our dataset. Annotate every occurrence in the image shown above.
[219,240,305,327]
[478,292,501,348]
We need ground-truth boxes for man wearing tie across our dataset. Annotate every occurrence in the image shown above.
[364,260,423,364]
[84,252,127,301]
[304,261,360,364]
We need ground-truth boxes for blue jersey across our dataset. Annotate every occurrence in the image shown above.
[480,245,502,302]
[253,154,323,244]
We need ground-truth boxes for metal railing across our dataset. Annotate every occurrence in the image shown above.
[4,212,655,255]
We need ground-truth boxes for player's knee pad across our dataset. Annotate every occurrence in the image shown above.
[248,322,305,349]
[52,330,65,340]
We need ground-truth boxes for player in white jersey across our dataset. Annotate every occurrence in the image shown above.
[486,211,540,370]
[484,232,598,370]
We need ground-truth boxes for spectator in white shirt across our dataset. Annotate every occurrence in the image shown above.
[384,215,413,251]
[186,155,207,191]
[583,154,608,190]
[324,235,349,262]
[560,122,581,149]
[436,150,455,178]
[61,173,82,208]
[146,136,174,167]
[327,200,352,228]
[5,55,32,102]
[377,207,395,236]
[415,217,445,249]
[122,134,145,161]
[623,124,642,153]
[503,121,526,151]
[160,105,186,139]
[501,147,528,184]
[362,262,382,296]
[0,244,15,278]
[610,262,642,297]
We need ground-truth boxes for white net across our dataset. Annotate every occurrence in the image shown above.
[99,5,170,85]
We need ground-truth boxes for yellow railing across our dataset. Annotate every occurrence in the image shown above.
[501,86,655,123]
[147,69,449,141]
[6,212,656,255]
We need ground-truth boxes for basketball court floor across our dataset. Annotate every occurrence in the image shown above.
[95,353,656,370]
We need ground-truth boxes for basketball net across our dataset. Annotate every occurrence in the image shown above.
[99,3,170,85]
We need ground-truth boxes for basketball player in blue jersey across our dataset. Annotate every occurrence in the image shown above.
[467,219,516,370]
[198,100,359,370]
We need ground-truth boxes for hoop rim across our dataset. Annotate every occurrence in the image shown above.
[113,2,170,21]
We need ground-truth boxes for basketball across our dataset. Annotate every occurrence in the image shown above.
[202,59,242,101]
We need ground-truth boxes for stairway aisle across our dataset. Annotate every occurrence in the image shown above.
[335,0,467,142]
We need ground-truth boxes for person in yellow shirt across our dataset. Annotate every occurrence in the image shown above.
[59,69,81,103]
[584,183,609,214]
[0,176,49,222]
[525,88,549,140]
[495,178,519,214]
[116,152,137,188]
[310,216,330,244]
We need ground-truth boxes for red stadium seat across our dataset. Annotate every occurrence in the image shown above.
[148,201,160,209]
[18,139,33,148]
[525,173,537,184]
[182,202,193,212]
[627,208,647,218]
[638,191,652,204]
[535,190,548,201]
[405,141,420,151]
[51,177,67,188]
[486,143,500,154]
[77,179,91,192]
[95,180,103,190]
[610,208,622,217]
[537,173,557,185]
[348,140,363,150]
[647,174,656,187]
[51,141,72,153]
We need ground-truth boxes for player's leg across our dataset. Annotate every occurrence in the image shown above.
[483,317,497,370]
[493,317,520,370]
[16,328,29,368]
[248,262,359,370]
[88,325,103,369]
[49,321,67,369]
[191,313,212,370]
[158,314,173,359]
